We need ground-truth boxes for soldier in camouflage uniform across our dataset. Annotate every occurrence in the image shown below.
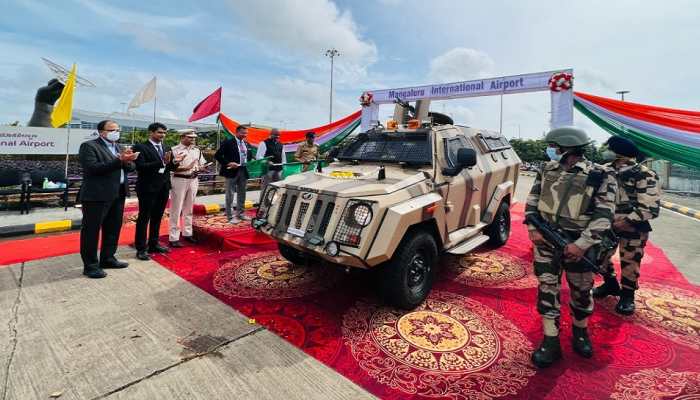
[526,127,618,368]
[593,136,661,315]
[294,131,321,172]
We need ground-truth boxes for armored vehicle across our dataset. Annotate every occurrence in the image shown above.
[253,101,521,308]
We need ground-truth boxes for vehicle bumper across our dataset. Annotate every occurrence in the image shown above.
[253,218,370,269]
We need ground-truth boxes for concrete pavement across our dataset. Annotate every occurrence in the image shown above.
[0,247,375,400]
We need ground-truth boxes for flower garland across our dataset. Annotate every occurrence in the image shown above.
[359,91,374,107]
[549,72,573,92]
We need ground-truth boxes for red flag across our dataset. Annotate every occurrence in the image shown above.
[188,87,221,122]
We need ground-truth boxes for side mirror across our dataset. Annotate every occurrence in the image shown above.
[457,148,477,167]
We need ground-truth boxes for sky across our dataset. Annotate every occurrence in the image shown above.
[1,0,699,142]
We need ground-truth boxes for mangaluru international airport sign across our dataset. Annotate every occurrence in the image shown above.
[368,69,569,103]
[0,126,98,155]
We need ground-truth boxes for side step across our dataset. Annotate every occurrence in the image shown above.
[447,234,490,255]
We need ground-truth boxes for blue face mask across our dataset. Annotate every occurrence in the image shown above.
[546,147,562,161]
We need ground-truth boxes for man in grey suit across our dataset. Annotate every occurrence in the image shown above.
[78,120,137,278]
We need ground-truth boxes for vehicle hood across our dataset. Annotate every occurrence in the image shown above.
[275,164,429,198]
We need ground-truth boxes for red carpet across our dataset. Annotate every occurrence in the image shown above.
[0,204,237,266]
[151,203,700,399]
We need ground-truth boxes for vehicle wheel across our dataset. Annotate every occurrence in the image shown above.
[486,200,511,247]
[380,230,438,310]
[278,243,307,266]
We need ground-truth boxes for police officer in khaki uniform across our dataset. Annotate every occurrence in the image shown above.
[526,127,617,368]
[294,131,320,172]
[168,129,207,247]
[593,136,660,315]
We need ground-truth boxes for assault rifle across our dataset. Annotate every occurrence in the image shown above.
[525,213,614,278]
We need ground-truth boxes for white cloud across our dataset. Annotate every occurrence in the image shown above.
[227,0,376,64]
[428,48,495,83]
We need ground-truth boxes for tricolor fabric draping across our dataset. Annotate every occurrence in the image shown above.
[574,91,700,169]
[218,111,361,159]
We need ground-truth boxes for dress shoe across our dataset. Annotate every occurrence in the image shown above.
[169,240,184,248]
[183,236,198,244]
[572,326,593,358]
[83,267,107,279]
[229,217,242,224]
[615,289,636,315]
[148,243,170,254]
[136,250,151,261]
[531,335,562,368]
[100,259,129,269]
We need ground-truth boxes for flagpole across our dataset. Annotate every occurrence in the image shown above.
[64,125,71,179]
[153,95,157,123]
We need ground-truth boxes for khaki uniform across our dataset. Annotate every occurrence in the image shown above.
[601,159,660,290]
[169,144,206,241]
[525,159,617,335]
[294,142,320,172]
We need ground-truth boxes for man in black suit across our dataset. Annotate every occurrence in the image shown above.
[78,120,137,278]
[132,122,183,260]
[215,125,252,223]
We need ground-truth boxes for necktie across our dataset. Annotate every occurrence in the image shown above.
[156,144,164,160]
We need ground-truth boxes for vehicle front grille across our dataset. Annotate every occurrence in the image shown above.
[284,195,297,227]
[295,202,309,229]
[274,193,288,224]
[318,202,335,237]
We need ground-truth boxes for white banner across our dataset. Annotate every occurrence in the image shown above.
[366,70,571,104]
[0,126,98,155]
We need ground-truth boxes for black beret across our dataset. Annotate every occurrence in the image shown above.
[606,136,638,157]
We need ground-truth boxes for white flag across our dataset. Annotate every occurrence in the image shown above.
[128,77,156,110]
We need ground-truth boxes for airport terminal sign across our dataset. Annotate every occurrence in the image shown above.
[368,70,570,104]
[0,126,97,155]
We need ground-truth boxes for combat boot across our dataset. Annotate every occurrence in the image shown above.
[572,326,593,358]
[616,289,636,315]
[531,335,562,368]
[592,277,620,299]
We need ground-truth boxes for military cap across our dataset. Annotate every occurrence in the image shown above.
[544,126,592,147]
[605,136,638,157]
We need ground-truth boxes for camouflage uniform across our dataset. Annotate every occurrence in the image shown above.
[526,159,617,335]
[294,142,320,172]
[601,159,660,290]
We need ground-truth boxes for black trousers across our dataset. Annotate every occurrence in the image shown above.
[80,194,126,268]
[134,189,169,251]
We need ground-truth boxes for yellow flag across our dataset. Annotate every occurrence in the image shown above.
[50,64,77,128]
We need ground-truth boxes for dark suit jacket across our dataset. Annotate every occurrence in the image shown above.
[214,137,253,178]
[133,141,175,194]
[78,138,135,202]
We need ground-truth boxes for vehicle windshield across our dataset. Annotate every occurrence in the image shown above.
[336,130,432,165]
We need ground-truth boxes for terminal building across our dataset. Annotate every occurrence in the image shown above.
[69,109,218,132]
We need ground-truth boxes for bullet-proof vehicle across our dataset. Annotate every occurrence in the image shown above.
[253,103,521,309]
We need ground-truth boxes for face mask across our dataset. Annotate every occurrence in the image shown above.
[105,130,120,142]
[546,147,562,162]
[601,150,617,161]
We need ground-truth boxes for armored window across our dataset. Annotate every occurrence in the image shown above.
[478,134,511,152]
[336,131,432,165]
[444,137,473,168]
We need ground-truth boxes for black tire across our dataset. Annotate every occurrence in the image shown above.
[485,200,511,247]
[278,243,307,265]
[379,230,438,310]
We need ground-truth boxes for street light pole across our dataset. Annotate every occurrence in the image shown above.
[325,48,340,123]
[616,90,630,101]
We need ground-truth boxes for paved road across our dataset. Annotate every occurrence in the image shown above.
[515,174,700,284]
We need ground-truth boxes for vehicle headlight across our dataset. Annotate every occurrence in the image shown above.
[349,202,373,227]
[333,200,374,247]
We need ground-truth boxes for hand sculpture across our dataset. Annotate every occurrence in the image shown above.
[28,79,65,127]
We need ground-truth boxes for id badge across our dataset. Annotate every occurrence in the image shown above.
[158,167,166,174]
